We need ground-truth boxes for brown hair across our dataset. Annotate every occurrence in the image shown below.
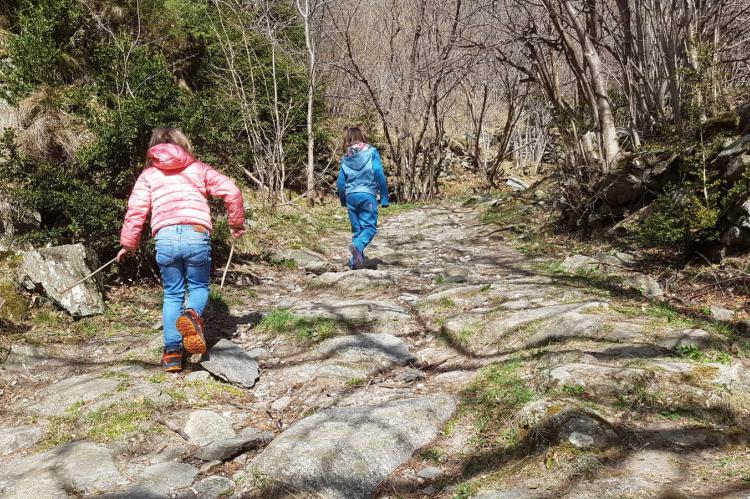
[148,127,193,153]
[341,126,368,153]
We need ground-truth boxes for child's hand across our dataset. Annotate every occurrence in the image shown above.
[231,227,246,239]
[116,248,133,263]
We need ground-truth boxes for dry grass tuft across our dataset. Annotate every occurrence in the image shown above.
[16,88,93,163]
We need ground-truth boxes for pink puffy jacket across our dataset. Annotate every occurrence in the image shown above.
[120,143,245,250]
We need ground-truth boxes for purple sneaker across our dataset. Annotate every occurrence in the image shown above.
[349,244,365,269]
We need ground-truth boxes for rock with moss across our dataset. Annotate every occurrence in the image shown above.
[623,273,663,299]
[29,373,120,416]
[560,255,602,273]
[16,243,105,317]
[271,248,328,272]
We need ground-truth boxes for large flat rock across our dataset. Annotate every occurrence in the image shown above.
[0,440,124,498]
[541,363,649,396]
[249,395,456,498]
[290,300,410,323]
[0,426,42,455]
[316,332,416,368]
[201,339,260,389]
[30,373,120,416]
[309,270,396,291]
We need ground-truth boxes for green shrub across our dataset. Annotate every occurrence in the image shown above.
[638,192,719,248]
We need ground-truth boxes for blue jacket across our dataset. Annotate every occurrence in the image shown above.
[336,146,390,206]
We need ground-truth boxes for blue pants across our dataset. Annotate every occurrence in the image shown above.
[346,192,379,254]
[155,225,212,350]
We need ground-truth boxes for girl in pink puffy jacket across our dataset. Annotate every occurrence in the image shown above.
[117,128,245,372]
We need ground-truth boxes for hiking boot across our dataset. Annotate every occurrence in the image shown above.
[176,309,207,354]
[161,348,183,372]
[349,244,364,269]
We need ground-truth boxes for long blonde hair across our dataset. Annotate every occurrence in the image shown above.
[148,127,193,153]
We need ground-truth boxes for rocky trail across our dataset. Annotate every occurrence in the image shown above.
[1,202,750,498]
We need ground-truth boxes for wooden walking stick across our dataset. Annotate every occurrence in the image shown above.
[59,256,119,295]
[220,242,235,290]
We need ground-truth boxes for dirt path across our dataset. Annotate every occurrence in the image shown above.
[1,202,749,498]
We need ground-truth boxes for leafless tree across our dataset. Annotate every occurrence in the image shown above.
[209,0,305,203]
[296,0,330,206]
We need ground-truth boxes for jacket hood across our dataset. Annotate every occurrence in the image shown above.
[147,143,195,171]
[342,146,375,171]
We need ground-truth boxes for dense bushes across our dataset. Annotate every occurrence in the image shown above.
[0,0,314,261]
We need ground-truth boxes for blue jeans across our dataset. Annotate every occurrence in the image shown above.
[346,192,379,254]
[155,225,212,350]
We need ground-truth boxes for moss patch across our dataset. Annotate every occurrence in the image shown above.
[85,400,158,442]
[38,401,85,451]
[0,282,28,323]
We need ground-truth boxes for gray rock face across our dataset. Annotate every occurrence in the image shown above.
[715,134,750,163]
[201,339,260,389]
[506,177,529,191]
[137,461,199,496]
[726,154,750,181]
[623,273,663,299]
[89,383,172,411]
[316,333,416,368]
[291,300,409,324]
[710,305,734,322]
[437,265,469,283]
[0,195,40,238]
[599,171,645,205]
[0,440,124,498]
[249,395,456,498]
[2,344,49,373]
[17,243,105,317]
[309,270,396,291]
[656,329,711,349]
[416,466,443,480]
[542,363,649,396]
[560,255,602,273]
[195,430,273,461]
[30,373,120,416]
[559,415,617,449]
[272,248,328,272]
[184,410,236,445]
[193,475,235,499]
[0,426,42,455]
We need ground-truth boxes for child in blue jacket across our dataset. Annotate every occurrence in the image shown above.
[336,126,390,269]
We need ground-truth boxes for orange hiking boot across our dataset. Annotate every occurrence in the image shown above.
[176,309,207,354]
[161,348,183,372]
